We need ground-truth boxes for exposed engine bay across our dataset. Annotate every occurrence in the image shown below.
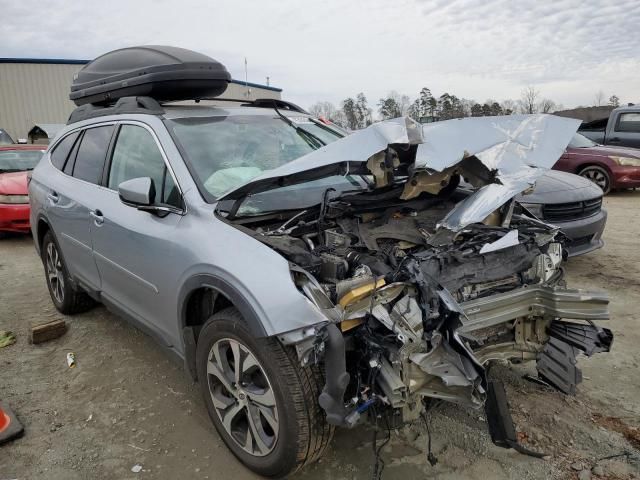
[229,176,611,424]
[218,115,613,455]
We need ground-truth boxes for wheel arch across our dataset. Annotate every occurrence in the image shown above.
[178,273,268,381]
[35,214,52,255]
[575,161,613,176]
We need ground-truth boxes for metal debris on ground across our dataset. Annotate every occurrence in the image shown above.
[131,464,143,473]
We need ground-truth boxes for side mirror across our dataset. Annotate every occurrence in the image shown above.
[118,177,155,207]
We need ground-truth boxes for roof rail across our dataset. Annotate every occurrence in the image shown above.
[249,98,309,114]
[67,96,165,124]
[67,96,308,125]
[164,97,309,114]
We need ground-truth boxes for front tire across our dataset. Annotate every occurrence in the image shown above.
[196,308,333,478]
[41,231,95,314]
[579,165,611,194]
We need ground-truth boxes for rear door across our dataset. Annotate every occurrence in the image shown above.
[45,125,115,291]
[89,122,185,347]
[610,112,640,148]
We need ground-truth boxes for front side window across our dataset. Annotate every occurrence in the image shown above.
[166,115,343,200]
[72,125,114,184]
[108,125,180,207]
[616,112,640,133]
[0,149,45,173]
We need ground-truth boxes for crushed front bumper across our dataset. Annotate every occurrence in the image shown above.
[458,284,612,394]
[458,285,609,336]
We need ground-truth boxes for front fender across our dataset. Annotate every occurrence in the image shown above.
[177,263,329,338]
[178,272,269,338]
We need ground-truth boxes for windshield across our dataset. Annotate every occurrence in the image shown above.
[166,114,345,201]
[569,133,597,148]
[0,149,45,172]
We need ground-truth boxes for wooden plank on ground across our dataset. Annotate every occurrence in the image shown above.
[29,319,67,344]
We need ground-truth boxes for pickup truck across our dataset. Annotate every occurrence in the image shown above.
[579,105,640,148]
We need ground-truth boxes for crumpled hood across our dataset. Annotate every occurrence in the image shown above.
[416,115,580,230]
[218,114,580,231]
[0,171,29,195]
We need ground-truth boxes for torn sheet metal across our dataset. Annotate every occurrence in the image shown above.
[479,229,520,254]
[218,113,580,233]
[416,115,581,231]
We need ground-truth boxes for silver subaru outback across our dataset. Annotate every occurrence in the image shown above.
[30,99,613,477]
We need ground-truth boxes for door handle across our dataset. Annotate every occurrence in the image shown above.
[47,192,59,204]
[90,210,104,225]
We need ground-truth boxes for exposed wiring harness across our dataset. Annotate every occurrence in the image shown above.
[421,401,439,467]
[370,404,391,480]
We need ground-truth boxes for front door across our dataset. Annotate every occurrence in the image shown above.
[89,123,185,347]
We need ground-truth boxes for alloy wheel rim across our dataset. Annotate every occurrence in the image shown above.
[581,168,609,192]
[46,243,65,303]
[207,338,279,457]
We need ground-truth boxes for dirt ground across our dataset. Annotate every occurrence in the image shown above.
[1,192,639,480]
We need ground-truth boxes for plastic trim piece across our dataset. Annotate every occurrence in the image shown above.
[68,97,165,124]
[536,337,582,395]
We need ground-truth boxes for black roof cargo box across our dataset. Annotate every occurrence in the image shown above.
[70,46,231,106]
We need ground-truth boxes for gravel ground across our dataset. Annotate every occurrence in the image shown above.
[1,191,639,479]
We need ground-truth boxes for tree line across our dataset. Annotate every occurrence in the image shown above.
[309,86,622,130]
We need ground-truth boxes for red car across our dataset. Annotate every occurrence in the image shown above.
[553,133,640,194]
[0,145,46,234]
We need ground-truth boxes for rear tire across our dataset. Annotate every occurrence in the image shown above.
[41,231,95,314]
[579,165,611,194]
[196,307,333,478]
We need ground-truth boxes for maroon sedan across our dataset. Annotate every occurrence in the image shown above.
[553,133,640,194]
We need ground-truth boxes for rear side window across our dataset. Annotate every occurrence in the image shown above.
[616,113,640,133]
[72,126,114,184]
[108,125,180,207]
[50,132,80,170]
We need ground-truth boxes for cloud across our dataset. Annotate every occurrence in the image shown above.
[1,0,638,109]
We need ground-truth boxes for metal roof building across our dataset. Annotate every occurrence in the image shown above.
[0,58,282,142]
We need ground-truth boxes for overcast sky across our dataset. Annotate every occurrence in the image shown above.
[2,0,638,110]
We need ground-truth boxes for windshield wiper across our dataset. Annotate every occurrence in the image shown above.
[270,100,325,150]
